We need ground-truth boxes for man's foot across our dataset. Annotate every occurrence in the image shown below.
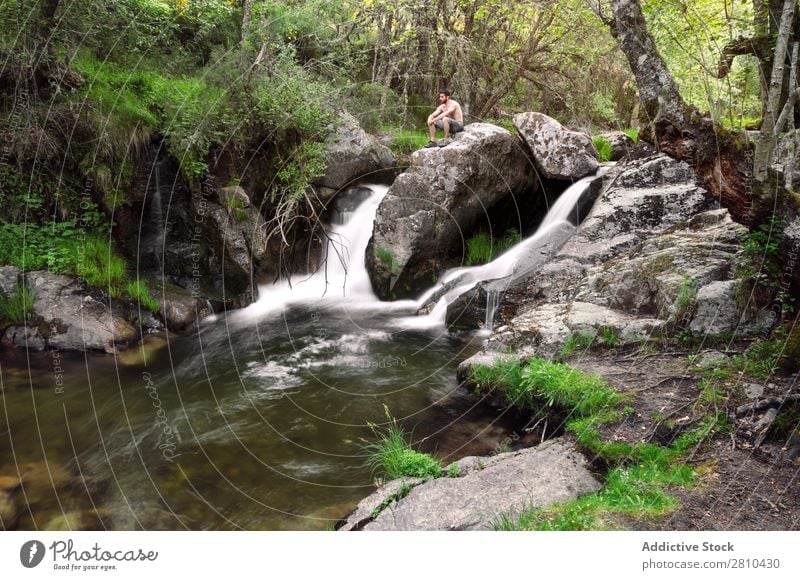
[424,140,438,148]
[438,138,452,147]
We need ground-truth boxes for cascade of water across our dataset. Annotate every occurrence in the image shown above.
[236,173,600,326]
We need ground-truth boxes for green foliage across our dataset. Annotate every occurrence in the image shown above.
[370,483,413,519]
[447,463,460,478]
[0,283,34,323]
[623,129,639,144]
[675,276,698,318]
[387,129,430,155]
[592,136,613,162]
[466,229,521,266]
[559,330,595,358]
[0,222,127,297]
[126,279,160,315]
[363,409,442,480]
[599,326,620,348]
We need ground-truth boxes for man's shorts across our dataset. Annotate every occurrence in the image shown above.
[434,118,464,133]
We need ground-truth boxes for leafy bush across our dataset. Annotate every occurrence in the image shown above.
[593,136,613,162]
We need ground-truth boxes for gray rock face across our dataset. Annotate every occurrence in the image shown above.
[24,272,137,353]
[0,265,20,297]
[558,154,714,265]
[2,326,46,351]
[367,123,536,299]
[313,110,396,203]
[340,438,599,531]
[194,186,267,297]
[600,131,635,161]
[465,154,769,361]
[689,280,742,335]
[514,112,598,180]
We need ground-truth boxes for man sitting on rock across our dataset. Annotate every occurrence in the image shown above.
[425,90,464,148]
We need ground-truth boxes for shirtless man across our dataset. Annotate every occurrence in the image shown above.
[425,90,464,148]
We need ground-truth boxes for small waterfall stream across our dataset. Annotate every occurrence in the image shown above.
[239,174,600,330]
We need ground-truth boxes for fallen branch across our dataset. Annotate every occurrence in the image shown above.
[736,394,800,416]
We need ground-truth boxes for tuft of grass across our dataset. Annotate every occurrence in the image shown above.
[68,236,127,298]
[559,330,595,359]
[466,229,521,266]
[375,247,396,270]
[363,409,442,480]
[593,136,613,162]
[370,482,413,519]
[0,283,34,322]
[599,326,620,348]
[126,279,160,314]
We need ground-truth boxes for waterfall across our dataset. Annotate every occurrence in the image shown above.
[236,173,600,326]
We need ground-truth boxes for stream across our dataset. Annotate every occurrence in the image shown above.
[0,178,595,530]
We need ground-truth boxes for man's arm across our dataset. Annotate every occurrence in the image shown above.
[432,102,456,121]
[428,105,445,123]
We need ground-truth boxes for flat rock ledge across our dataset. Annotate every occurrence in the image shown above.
[339,438,600,531]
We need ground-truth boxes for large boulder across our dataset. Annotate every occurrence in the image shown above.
[312,111,396,203]
[366,123,537,299]
[23,272,137,353]
[514,112,598,180]
[339,438,600,531]
[464,154,771,360]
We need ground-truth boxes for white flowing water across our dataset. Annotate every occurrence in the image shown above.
[238,173,599,329]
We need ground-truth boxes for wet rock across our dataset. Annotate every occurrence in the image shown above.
[513,112,598,180]
[367,123,536,299]
[157,288,211,331]
[0,489,20,529]
[599,131,636,161]
[695,351,729,370]
[115,335,169,366]
[0,265,20,296]
[2,325,46,351]
[313,111,396,204]
[24,272,137,353]
[343,438,600,531]
[198,185,267,295]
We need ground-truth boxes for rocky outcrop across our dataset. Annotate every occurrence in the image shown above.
[339,438,599,531]
[312,111,396,204]
[600,131,636,161]
[19,272,137,353]
[514,112,598,180]
[366,123,537,299]
[462,153,771,363]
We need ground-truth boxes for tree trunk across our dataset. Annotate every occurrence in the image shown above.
[608,0,752,221]
[241,0,253,42]
[754,0,796,180]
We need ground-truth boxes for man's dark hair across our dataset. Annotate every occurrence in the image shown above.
[439,89,451,97]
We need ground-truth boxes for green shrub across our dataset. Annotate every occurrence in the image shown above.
[0,283,34,322]
[593,136,613,162]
